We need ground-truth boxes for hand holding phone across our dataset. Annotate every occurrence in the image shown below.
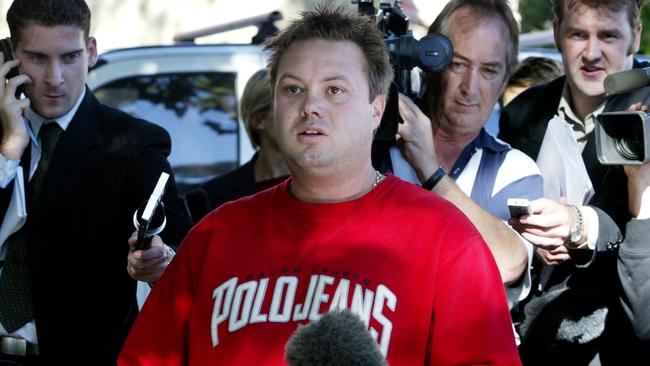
[0,37,37,150]
[507,198,531,219]
[0,38,24,99]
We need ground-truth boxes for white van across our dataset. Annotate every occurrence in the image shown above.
[87,44,267,194]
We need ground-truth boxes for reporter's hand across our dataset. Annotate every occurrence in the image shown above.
[624,161,650,219]
[508,198,575,248]
[0,57,31,160]
[127,231,173,283]
[536,245,571,266]
[626,101,648,113]
[395,93,439,182]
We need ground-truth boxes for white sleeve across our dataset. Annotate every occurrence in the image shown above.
[0,153,20,189]
[582,206,599,250]
[0,165,27,256]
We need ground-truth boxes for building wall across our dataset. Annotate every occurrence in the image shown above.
[0,0,519,55]
[0,0,304,53]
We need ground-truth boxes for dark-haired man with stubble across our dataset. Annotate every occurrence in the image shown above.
[500,0,650,363]
[119,5,520,365]
[0,0,190,364]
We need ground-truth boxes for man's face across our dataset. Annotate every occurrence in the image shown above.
[272,39,385,175]
[16,25,97,119]
[554,3,641,101]
[436,8,509,136]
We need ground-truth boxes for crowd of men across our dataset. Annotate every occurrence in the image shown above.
[0,0,648,365]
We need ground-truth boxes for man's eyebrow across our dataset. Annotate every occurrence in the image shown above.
[565,25,624,37]
[22,48,84,57]
[278,72,301,81]
[452,53,471,62]
[323,74,351,83]
[278,73,352,83]
[62,49,84,56]
[598,28,625,36]
[21,49,46,57]
[453,52,503,69]
[564,26,586,34]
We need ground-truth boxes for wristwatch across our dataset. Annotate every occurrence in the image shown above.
[564,205,584,248]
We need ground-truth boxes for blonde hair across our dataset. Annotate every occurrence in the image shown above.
[240,69,271,149]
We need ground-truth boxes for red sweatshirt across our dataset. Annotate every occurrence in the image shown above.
[120,176,520,365]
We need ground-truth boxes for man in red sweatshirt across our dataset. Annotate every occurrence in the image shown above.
[119,5,520,365]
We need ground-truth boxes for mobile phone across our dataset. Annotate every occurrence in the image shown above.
[507,198,531,219]
[0,37,24,98]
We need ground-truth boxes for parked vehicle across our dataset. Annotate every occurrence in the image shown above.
[87,44,266,193]
[87,12,281,194]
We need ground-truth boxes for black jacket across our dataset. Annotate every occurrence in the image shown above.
[0,89,191,364]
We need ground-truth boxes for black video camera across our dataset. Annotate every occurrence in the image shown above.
[596,111,650,164]
[595,86,650,165]
[355,0,453,141]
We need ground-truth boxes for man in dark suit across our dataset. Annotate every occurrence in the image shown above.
[499,0,649,363]
[0,0,191,364]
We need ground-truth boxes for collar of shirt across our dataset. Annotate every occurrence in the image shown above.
[28,87,86,136]
[448,128,510,179]
[557,82,605,140]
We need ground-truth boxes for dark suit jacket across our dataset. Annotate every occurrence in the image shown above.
[187,153,288,223]
[0,89,191,365]
[201,154,258,211]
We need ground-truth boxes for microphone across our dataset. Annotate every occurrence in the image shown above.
[133,172,169,250]
[604,68,650,95]
[285,310,388,366]
[184,188,212,224]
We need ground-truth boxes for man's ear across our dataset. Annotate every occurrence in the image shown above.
[553,19,562,53]
[87,36,98,68]
[630,23,642,55]
[371,93,386,130]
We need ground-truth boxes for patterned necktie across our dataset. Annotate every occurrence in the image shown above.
[0,122,63,332]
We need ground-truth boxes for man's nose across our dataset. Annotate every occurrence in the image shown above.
[300,90,324,119]
[583,37,603,62]
[45,61,64,86]
[459,67,479,96]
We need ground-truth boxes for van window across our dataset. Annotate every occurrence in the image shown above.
[94,72,239,193]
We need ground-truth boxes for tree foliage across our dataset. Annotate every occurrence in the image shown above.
[519,0,554,33]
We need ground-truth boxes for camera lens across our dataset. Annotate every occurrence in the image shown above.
[612,119,645,161]
[417,33,453,72]
[614,138,643,160]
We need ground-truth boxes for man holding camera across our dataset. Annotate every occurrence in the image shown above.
[119,5,520,365]
[0,0,190,364]
[499,0,650,362]
[388,0,543,314]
